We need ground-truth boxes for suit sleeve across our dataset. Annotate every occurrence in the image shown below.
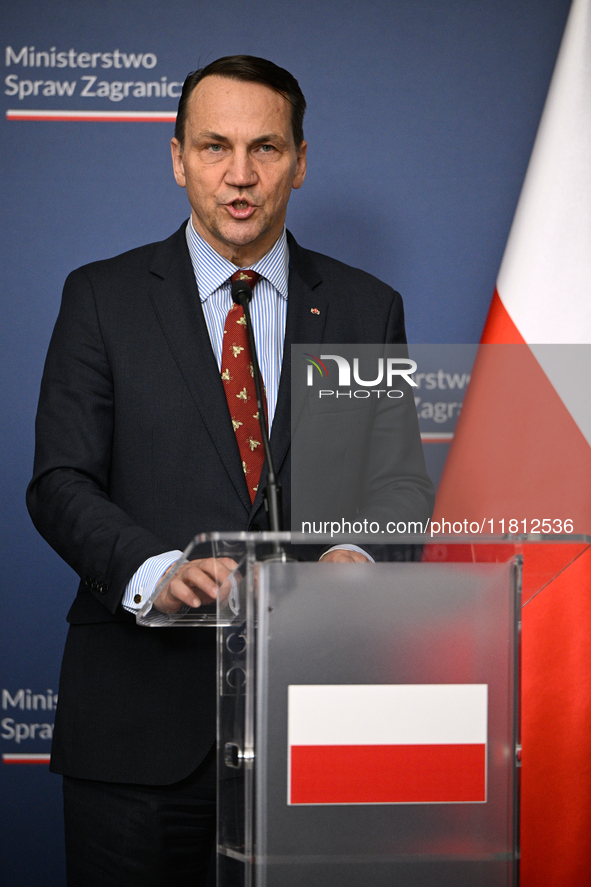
[26,267,171,614]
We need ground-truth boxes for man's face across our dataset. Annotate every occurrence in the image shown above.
[171,75,307,266]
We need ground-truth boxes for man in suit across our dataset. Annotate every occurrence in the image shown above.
[27,56,434,886]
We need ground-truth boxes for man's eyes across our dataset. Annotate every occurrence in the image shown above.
[201,143,278,156]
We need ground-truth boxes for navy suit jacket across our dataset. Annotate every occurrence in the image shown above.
[27,223,433,783]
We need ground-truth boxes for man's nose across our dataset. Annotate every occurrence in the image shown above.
[225,149,258,188]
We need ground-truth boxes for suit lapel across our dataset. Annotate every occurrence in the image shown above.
[271,236,327,467]
[148,226,252,512]
[251,234,326,513]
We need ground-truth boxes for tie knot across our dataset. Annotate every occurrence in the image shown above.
[231,269,260,289]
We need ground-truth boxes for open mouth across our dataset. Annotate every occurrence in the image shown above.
[227,199,256,219]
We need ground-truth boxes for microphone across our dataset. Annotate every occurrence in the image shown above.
[231,277,253,307]
[231,279,284,552]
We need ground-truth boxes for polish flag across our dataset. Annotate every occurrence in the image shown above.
[288,684,487,805]
[432,0,591,882]
[435,0,591,534]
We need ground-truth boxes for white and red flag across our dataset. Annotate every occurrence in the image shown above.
[288,684,487,805]
[435,0,591,534]
[433,0,591,882]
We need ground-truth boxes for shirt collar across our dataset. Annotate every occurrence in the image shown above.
[186,218,289,302]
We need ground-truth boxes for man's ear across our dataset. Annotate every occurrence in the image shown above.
[171,138,186,188]
[292,140,307,191]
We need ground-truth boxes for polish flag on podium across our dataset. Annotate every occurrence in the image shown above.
[288,684,487,805]
[432,0,591,882]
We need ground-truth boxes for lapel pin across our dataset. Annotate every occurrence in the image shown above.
[311,308,320,315]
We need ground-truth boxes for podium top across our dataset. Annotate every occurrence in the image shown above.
[136,532,590,626]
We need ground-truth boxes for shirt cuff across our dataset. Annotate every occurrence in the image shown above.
[121,550,184,613]
[319,544,375,563]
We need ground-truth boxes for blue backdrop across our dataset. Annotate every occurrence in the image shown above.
[0,0,571,882]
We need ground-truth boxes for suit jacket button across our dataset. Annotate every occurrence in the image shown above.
[249,523,261,532]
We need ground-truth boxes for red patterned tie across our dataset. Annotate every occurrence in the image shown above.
[221,270,267,503]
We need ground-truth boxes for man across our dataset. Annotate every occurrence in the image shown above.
[27,56,434,885]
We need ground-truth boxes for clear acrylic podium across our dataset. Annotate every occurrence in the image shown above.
[137,533,590,887]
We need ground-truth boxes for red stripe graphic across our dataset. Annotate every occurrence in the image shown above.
[6,111,176,123]
[290,743,486,804]
[3,754,50,764]
[421,433,454,444]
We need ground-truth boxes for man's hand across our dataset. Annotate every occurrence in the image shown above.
[154,557,238,614]
[319,549,371,564]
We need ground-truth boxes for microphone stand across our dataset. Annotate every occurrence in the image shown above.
[231,279,285,560]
